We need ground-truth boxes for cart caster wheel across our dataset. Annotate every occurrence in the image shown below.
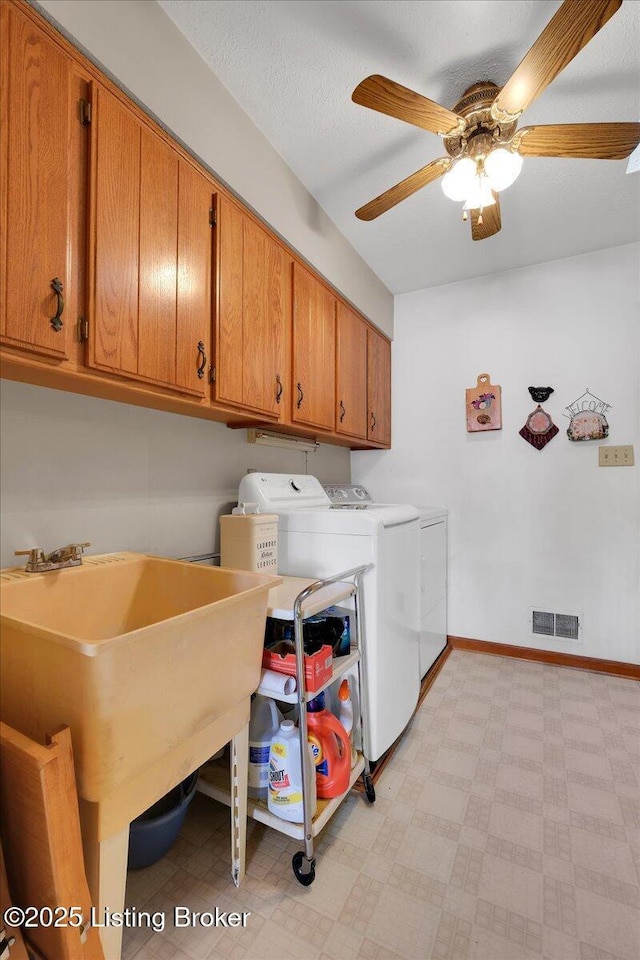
[292,851,316,886]
[364,773,376,804]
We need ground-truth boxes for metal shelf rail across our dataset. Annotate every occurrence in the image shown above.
[288,564,375,885]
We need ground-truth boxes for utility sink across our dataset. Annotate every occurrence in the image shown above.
[0,553,280,804]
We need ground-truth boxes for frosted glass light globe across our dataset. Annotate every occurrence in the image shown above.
[441,157,477,201]
[485,148,523,191]
[463,176,496,211]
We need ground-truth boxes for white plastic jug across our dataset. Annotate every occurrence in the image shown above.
[338,678,358,769]
[248,695,281,800]
[267,720,317,822]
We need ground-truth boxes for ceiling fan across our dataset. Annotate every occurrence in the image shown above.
[351,0,640,240]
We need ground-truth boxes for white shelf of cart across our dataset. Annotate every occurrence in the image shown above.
[266,576,355,621]
[199,753,366,841]
[256,649,360,704]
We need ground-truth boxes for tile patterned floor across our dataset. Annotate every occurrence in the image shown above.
[122,651,640,960]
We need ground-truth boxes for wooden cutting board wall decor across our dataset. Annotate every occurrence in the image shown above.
[466,373,502,432]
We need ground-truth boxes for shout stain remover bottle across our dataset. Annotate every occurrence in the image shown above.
[306,692,350,798]
[267,720,317,822]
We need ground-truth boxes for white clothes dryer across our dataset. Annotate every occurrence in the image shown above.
[417,508,448,678]
[323,484,448,679]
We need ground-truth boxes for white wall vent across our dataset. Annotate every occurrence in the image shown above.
[530,608,582,643]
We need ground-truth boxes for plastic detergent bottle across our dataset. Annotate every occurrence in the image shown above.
[306,692,350,798]
[248,695,281,800]
[338,678,358,769]
[267,720,316,822]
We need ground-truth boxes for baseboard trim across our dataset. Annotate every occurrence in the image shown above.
[448,636,640,680]
[418,644,452,708]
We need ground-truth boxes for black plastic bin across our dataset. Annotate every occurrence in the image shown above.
[128,771,199,870]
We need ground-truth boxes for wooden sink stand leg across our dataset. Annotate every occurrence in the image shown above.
[80,803,129,960]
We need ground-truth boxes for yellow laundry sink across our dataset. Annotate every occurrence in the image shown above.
[0,553,280,805]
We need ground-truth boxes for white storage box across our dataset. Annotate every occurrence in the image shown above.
[220,512,278,573]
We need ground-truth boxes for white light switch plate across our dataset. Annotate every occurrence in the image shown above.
[598,445,635,467]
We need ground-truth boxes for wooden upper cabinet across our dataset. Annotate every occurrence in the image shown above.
[336,303,367,439]
[292,263,336,431]
[0,3,72,359]
[367,326,391,446]
[0,2,389,449]
[216,196,289,418]
[88,84,212,396]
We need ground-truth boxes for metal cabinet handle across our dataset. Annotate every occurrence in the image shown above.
[339,400,346,423]
[370,411,377,432]
[296,382,304,409]
[275,374,283,404]
[196,341,206,379]
[50,277,64,332]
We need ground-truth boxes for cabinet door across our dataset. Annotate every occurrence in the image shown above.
[336,303,367,439]
[90,85,212,395]
[216,197,244,406]
[138,126,179,386]
[0,3,71,359]
[175,161,213,397]
[367,327,391,445]
[90,84,140,376]
[243,217,288,416]
[292,263,336,431]
[216,197,287,417]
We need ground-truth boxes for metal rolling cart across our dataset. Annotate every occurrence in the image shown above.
[198,564,375,886]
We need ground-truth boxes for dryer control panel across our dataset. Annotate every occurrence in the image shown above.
[322,483,373,508]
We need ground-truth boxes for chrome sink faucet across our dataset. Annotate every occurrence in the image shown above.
[14,542,91,573]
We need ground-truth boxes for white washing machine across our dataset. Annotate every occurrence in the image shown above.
[323,485,448,680]
[238,473,421,761]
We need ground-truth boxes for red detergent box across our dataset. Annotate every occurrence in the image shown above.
[262,644,333,692]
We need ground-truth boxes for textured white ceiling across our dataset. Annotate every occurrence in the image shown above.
[159,0,640,294]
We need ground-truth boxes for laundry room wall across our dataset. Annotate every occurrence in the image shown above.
[0,380,350,567]
[352,243,640,665]
[33,0,393,336]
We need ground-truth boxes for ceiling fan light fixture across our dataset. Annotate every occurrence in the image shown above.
[441,157,477,201]
[484,147,523,191]
[463,175,496,212]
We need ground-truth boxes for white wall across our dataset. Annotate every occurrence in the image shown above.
[352,244,640,664]
[33,0,393,337]
[0,380,349,567]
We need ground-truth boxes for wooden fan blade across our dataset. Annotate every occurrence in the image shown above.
[471,194,501,241]
[355,158,451,221]
[514,123,640,159]
[491,0,622,122]
[352,75,465,137]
